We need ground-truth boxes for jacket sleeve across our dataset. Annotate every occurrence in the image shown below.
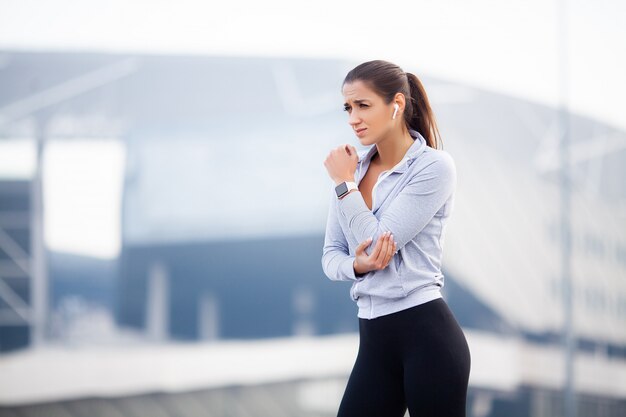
[336,152,456,255]
[321,189,359,282]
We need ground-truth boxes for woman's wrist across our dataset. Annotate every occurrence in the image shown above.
[353,258,367,276]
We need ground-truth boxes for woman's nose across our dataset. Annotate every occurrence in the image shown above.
[348,111,361,126]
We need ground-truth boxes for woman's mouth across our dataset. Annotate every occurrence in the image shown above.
[355,128,367,137]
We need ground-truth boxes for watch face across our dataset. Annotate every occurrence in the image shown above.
[335,182,348,197]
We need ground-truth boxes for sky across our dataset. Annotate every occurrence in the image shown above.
[1,0,624,130]
[0,0,624,258]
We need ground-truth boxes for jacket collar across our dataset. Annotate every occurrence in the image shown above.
[357,129,427,174]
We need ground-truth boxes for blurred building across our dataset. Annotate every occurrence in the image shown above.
[0,179,31,351]
[0,51,625,416]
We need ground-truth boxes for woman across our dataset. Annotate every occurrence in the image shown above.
[322,60,471,417]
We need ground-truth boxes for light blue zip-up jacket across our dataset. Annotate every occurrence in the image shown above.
[321,129,456,319]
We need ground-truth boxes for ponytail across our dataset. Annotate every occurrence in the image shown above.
[342,60,442,149]
[405,72,442,150]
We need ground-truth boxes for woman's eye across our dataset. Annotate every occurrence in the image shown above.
[343,104,367,111]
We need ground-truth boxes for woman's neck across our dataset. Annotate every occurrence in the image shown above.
[373,128,414,168]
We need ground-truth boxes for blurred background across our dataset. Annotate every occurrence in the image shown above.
[0,0,625,416]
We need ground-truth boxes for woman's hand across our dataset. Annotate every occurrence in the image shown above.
[324,144,358,184]
[353,231,397,276]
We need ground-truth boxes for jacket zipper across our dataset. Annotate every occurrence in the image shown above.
[370,171,389,211]
[370,158,406,210]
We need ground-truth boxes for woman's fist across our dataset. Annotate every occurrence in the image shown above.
[353,231,397,276]
[324,144,358,184]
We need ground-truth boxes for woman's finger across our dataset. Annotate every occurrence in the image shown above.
[355,237,372,254]
[368,233,385,261]
[384,237,396,266]
[374,233,390,267]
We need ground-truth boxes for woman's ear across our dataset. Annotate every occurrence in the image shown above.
[394,92,406,113]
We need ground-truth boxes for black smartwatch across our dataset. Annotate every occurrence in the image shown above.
[335,181,358,199]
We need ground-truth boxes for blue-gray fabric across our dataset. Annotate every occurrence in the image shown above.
[321,129,457,319]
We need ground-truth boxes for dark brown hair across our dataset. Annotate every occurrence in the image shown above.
[342,60,442,149]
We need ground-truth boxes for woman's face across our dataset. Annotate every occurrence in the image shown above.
[342,80,397,146]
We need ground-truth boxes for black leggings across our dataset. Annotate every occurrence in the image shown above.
[337,298,471,417]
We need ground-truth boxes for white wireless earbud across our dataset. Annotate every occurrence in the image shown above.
[392,103,399,120]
